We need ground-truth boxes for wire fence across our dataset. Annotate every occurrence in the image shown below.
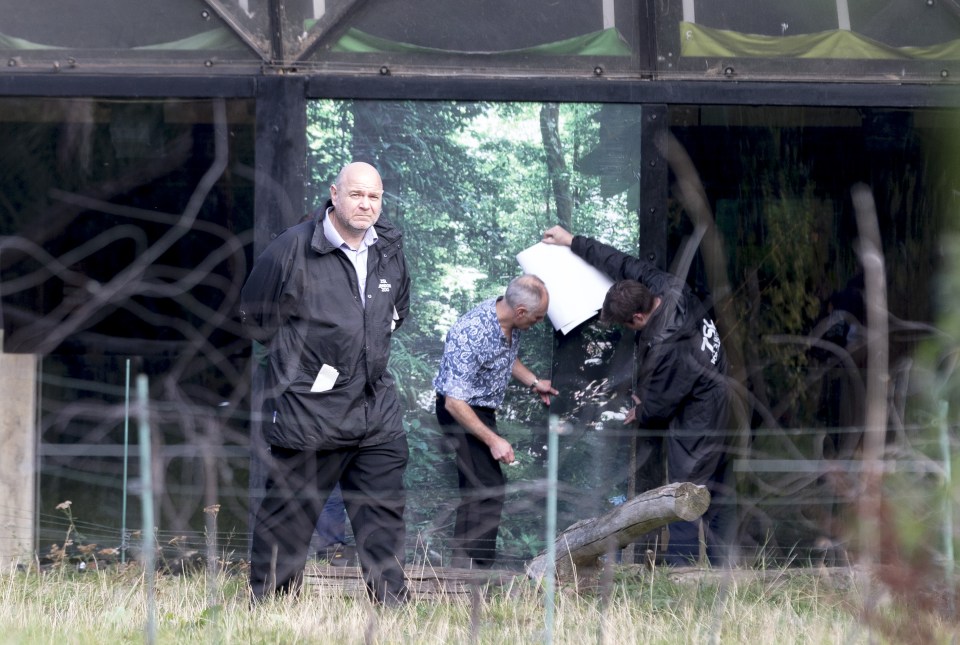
[2,96,960,643]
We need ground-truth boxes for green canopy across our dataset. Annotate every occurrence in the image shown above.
[0,28,245,51]
[679,20,960,60]
[134,28,246,51]
[330,26,632,56]
[0,33,62,50]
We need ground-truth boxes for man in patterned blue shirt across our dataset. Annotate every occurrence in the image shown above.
[433,274,559,569]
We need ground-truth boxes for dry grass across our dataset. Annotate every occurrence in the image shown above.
[0,560,954,644]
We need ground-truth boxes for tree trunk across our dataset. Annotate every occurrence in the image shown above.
[539,102,573,230]
[527,482,710,580]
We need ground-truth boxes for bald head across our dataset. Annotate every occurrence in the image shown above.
[335,162,381,191]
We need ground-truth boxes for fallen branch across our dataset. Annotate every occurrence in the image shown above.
[527,482,710,580]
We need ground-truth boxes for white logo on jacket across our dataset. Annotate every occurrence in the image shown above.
[378,279,392,293]
[701,318,721,365]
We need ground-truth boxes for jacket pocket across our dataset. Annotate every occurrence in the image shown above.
[293,361,347,394]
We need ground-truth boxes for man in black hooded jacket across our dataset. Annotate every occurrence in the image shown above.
[542,225,731,564]
[240,162,411,604]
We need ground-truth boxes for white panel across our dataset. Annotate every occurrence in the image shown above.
[602,0,615,29]
[836,0,851,31]
[0,351,37,568]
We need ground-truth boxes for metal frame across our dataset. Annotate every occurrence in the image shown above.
[201,0,272,61]
[638,104,668,267]
[0,74,257,98]
[292,0,370,63]
[304,75,960,108]
[2,70,956,107]
[253,76,307,255]
[3,0,959,106]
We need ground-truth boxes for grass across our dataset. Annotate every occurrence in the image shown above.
[0,561,954,644]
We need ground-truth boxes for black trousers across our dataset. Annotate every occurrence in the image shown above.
[661,448,735,566]
[249,435,409,604]
[436,394,504,569]
[659,389,734,566]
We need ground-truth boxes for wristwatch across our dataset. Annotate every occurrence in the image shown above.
[530,378,540,390]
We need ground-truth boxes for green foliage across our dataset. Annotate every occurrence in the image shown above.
[306,100,643,559]
[388,328,437,408]
[726,145,833,431]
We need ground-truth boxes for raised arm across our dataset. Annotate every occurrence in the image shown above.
[542,225,677,293]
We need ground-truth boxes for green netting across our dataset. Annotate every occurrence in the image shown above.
[0,28,246,51]
[680,20,960,60]
[329,26,632,56]
[0,33,62,50]
[1,23,632,56]
[134,28,247,51]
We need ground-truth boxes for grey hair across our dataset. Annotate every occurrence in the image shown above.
[504,274,547,310]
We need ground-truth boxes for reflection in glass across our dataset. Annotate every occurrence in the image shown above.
[4,94,957,572]
[306,99,642,565]
[2,0,257,52]
[299,0,639,69]
[0,97,256,557]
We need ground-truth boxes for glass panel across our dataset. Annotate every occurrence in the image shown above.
[692,0,960,46]
[5,95,959,576]
[203,0,274,58]
[658,0,960,81]
[0,97,256,556]
[305,100,643,566]
[2,0,263,66]
[299,0,644,73]
[668,105,958,561]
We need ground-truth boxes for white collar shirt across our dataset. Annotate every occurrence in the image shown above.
[324,207,378,307]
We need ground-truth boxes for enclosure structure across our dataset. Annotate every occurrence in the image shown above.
[2,1,959,568]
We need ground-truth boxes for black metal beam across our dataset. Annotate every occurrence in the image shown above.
[641,0,660,77]
[253,75,307,256]
[0,71,958,109]
[306,75,960,108]
[266,0,286,63]
[0,74,257,98]
[638,104,668,269]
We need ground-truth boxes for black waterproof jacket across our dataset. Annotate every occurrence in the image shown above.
[239,209,411,450]
[570,235,729,480]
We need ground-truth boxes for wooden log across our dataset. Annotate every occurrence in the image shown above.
[526,482,710,580]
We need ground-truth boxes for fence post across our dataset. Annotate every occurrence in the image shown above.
[938,401,954,612]
[0,333,37,569]
[137,374,156,645]
[543,414,559,645]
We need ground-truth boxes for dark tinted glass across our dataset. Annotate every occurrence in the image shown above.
[2,0,261,68]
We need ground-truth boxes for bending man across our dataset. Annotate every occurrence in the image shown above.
[433,275,558,569]
[542,225,731,565]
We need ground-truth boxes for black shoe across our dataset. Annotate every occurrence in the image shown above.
[317,542,357,566]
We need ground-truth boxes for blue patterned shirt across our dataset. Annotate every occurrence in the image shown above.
[433,297,525,408]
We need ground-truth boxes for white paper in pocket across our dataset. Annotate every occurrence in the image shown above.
[310,364,340,393]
